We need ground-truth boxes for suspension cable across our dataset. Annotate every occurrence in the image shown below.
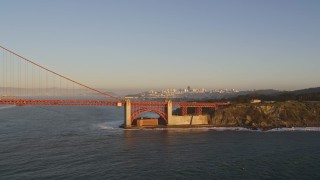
[0,45,121,101]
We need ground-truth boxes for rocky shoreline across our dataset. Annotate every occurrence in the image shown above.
[209,101,320,130]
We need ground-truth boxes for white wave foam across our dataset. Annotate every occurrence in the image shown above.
[96,124,116,130]
[126,127,255,131]
[123,126,320,132]
[268,127,320,132]
[95,120,123,130]
[207,127,252,131]
[0,105,16,110]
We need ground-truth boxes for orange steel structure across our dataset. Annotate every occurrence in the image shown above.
[0,99,230,116]
[129,101,231,123]
[0,45,231,121]
[0,99,121,106]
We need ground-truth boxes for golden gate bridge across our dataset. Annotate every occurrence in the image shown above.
[0,45,230,127]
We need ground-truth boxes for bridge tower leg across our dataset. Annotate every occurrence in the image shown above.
[166,100,173,125]
[125,99,131,128]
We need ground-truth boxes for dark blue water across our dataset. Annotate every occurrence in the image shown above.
[1,106,320,179]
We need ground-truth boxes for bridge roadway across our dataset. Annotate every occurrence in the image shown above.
[0,99,121,106]
[0,99,231,127]
[0,99,230,108]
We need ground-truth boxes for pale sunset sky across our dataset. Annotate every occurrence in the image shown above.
[1,0,319,91]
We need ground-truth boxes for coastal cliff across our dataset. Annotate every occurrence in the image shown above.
[209,101,320,129]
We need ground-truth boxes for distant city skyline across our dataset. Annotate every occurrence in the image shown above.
[125,86,240,99]
[1,0,319,90]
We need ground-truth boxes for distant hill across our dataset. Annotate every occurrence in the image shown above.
[244,89,282,96]
[229,87,320,102]
[291,87,320,95]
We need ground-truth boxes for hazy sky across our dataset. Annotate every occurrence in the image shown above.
[1,0,319,90]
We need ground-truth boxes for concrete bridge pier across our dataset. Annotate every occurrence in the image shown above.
[123,99,215,128]
[166,100,173,125]
[125,99,131,127]
[124,99,173,128]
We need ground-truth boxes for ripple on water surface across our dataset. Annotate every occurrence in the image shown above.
[0,106,320,179]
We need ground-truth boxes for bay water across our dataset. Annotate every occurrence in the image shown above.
[1,106,320,179]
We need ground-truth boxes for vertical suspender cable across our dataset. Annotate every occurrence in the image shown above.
[60,78,61,98]
[19,56,21,97]
[53,75,55,98]
[46,70,48,98]
[11,54,13,95]
[25,61,28,98]
[17,56,19,97]
[39,67,41,98]
[12,54,14,97]
[1,49,3,96]
[17,56,18,97]
[54,74,55,98]
[5,52,7,95]
[32,63,33,97]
